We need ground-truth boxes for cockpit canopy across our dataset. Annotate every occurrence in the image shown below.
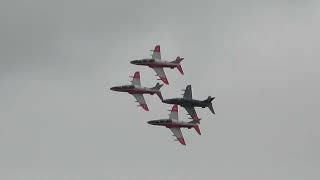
[120,85,134,89]
[159,120,172,124]
[140,59,155,63]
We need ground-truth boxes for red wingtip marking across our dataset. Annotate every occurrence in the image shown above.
[194,125,201,135]
[178,138,186,145]
[192,115,200,121]
[154,45,160,52]
[171,104,178,112]
[160,77,169,85]
[133,71,140,79]
[141,104,149,111]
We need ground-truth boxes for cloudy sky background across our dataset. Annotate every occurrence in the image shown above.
[1,0,320,179]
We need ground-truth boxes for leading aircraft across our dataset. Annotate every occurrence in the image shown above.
[130,45,184,85]
[110,71,163,111]
[162,85,215,121]
[148,104,201,145]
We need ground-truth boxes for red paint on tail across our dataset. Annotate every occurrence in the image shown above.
[160,77,169,85]
[140,104,149,111]
[178,138,186,145]
[194,125,201,135]
[154,45,160,52]
[192,115,200,121]
[133,71,140,79]
[177,64,184,75]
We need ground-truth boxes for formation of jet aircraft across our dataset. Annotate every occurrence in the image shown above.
[110,45,215,146]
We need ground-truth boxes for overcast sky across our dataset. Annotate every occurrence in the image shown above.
[1,0,320,179]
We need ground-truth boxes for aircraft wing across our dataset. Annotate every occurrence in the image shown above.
[169,127,186,145]
[132,94,149,111]
[184,106,200,121]
[130,71,141,86]
[183,85,192,99]
[169,104,179,120]
[151,45,161,60]
[152,67,169,85]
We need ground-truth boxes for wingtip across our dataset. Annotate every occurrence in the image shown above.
[178,138,186,145]
[141,104,149,111]
[160,77,169,85]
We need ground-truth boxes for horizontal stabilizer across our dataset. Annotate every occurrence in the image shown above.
[208,103,215,114]
[171,56,184,75]
[194,125,201,135]
[171,56,184,64]
[177,138,186,145]
[203,96,215,114]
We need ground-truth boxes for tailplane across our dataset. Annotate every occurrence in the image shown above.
[193,124,201,135]
[151,83,164,100]
[171,56,184,75]
[152,82,163,90]
[208,103,215,114]
[203,96,215,114]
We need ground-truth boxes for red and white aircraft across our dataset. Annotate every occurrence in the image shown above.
[147,104,201,145]
[130,45,184,85]
[110,71,163,111]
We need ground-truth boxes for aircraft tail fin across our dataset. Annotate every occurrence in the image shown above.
[152,83,164,100]
[151,45,161,59]
[203,96,215,114]
[171,56,184,75]
[152,82,163,90]
[130,71,141,86]
[194,124,201,135]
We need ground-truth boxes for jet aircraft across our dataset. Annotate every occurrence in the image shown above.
[130,45,184,85]
[110,71,163,111]
[148,104,201,145]
[162,85,215,121]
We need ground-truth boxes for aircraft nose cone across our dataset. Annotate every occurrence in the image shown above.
[162,99,169,103]
[147,121,155,125]
[110,86,118,91]
[130,60,139,64]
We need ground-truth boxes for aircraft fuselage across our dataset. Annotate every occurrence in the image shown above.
[162,98,207,108]
[148,119,195,129]
[110,85,159,95]
[130,59,177,68]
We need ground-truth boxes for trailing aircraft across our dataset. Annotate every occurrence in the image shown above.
[148,104,201,145]
[162,85,215,121]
